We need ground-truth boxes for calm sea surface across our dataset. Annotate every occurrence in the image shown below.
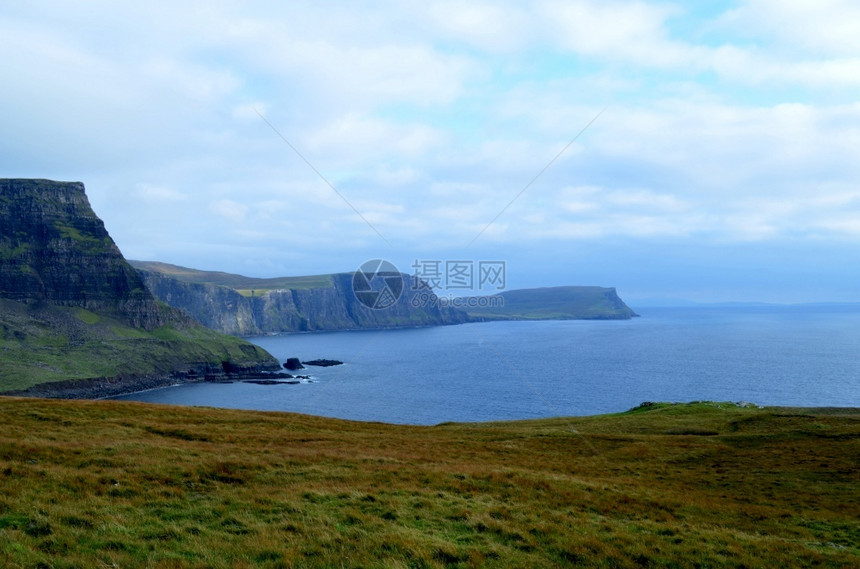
[113,306,860,424]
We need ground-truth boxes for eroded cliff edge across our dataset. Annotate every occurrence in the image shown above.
[0,179,280,397]
[133,262,471,336]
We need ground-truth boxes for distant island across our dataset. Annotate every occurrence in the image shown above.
[132,261,638,336]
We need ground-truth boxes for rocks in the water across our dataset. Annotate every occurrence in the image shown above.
[243,378,301,385]
[284,357,342,369]
[303,359,343,367]
[220,370,293,381]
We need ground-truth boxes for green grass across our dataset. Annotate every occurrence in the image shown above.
[0,299,277,392]
[53,222,112,254]
[130,261,334,292]
[467,286,636,320]
[72,308,100,325]
[0,399,856,567]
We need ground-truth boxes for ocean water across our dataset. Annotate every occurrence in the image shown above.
[113,306,860,424]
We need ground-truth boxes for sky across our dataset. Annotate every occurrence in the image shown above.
[2,0,859,304]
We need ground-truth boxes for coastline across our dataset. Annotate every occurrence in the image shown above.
[1,363,286,400]
[3,371,209,400]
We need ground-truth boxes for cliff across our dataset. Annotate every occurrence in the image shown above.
[465,286,638,320]
[0,179,280,395]
[133,261,472,335]
[0,179,164,329]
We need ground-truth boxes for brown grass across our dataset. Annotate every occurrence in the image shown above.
[0,398,857,568]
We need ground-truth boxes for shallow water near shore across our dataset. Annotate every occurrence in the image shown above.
[113,305,860,424]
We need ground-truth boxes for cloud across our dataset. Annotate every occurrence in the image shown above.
[423,2,534,53]
[209,199,249,222]
[2,1,860,299]
[539,0,695,68]
[722,0,860,56]
[136,184,187,202]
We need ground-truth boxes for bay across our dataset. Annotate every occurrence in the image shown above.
[113,305,860,424]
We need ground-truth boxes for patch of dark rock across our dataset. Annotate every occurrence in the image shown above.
[303,359,343,367]
[223,371,293,381]
[283,357,304,370]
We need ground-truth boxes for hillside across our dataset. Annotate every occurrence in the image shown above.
[467,286,638,320]
[131,261,471,336]
[0,399,856,567]
[0,179,279,395]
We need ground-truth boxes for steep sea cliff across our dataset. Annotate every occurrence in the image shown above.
[0,179,280,396]
[134,262,471,336]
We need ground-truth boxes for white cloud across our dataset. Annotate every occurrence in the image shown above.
[423,2,534,52]
[302,114,447,162]
[605,189,688,212]
[723,0,860,56]
[209,199,249,222]
[136,183,186,202]
[709,45,860,88]
[539,0,696,68]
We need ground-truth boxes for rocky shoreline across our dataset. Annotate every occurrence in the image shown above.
[3,357,344,400]
[3,362,286,400]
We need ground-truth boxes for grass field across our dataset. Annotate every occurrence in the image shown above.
[0,399,857,568]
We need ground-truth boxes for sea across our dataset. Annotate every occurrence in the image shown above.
[113,305,860,425]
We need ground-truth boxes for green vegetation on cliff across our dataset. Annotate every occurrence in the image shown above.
[467,286,638,320]
[0,299,274,393]
[131,260,334,292]
[0,399,856,567]
[0,179,279,394]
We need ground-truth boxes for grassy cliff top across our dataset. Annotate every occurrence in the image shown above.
[467,285,638,320]
[0,399,856,567]
[130,260,335,293]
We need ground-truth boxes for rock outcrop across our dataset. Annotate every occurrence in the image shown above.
[0,179,164,329]
[0,179,280,395]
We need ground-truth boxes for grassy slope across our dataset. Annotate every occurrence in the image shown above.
[467,286,636,320]
[130,261,334,293]
[0,400,856,568]
[0,299,275,392]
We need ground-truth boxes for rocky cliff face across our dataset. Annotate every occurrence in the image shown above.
[138,270,260,335]
[0,179,164,329]
[136,267,472,336]
[0,179,280,395]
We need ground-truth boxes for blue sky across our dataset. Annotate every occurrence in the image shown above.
[2,1,859,303]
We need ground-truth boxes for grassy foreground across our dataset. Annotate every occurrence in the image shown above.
[0,400,857,568]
